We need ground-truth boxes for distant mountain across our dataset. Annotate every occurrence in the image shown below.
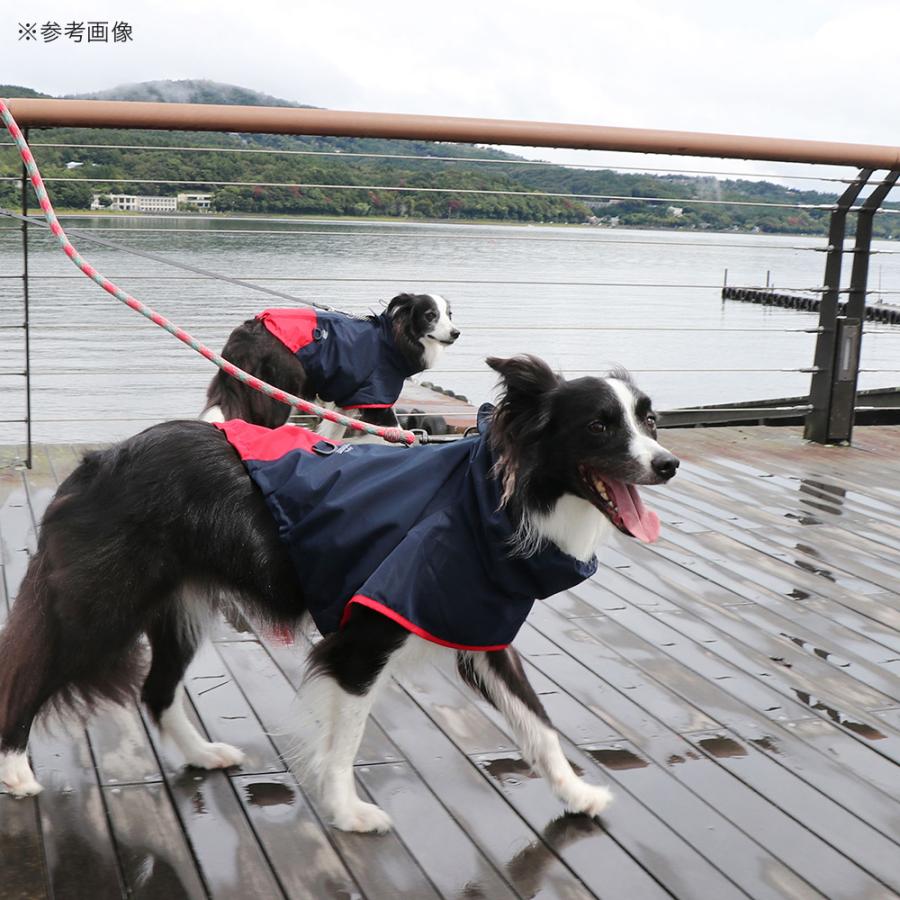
[66,79,315,109]
[0,85,52,99]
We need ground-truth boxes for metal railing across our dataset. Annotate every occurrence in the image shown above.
[2,98,899,463]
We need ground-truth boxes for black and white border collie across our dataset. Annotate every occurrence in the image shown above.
[0,355,678,832]
[201,292,460,433]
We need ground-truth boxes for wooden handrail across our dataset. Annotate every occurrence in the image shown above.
[6,98,900,169]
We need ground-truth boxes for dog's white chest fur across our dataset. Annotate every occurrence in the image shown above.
[530,494,616,563]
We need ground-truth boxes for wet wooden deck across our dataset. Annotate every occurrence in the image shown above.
[1,426,899,900]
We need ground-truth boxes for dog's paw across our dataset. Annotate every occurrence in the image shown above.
[0,753,44,798]
[330,799,393,834]
[561,780,613,818]
[185,741,246,770]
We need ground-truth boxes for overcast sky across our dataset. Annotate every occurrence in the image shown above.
[4,0,899,184]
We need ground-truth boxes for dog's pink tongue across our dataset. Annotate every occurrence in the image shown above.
[607,480,660,543]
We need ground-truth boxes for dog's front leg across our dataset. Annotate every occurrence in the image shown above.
[295,608,409,833]
[458,647,612,817]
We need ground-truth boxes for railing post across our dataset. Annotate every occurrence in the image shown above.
[804,169,871,443]
[825,169,900,443]
[20,126,32,469]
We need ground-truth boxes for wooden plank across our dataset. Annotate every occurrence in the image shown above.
[685,730,900,896]
[535,596,900,835]
[469,594,883,899]
[522,611,734,735]
[386,642,796,896]
[680,442,900,537]
[657,523,887,606]
[29,719,127,900]
[579,601,900,767]
[88,702,163,787]
[358,761,519,900]
[43,443,80,486]
[19,448,56,550]
[475,746,743,900]
[4,433,900,900]
[567,549,900,697]
[653,602,900,707]
[580,738,826,900]
[128,660,308,900]
[666,429,900,507]
[523,613,900,850]
[647,551,900,670]
[0,478,32,608]
[233,773,363,900]
[17,449,126,900]
[638,560,900,687]
[522,618,898,897]
[705,431,900,497]
[581,589,894,721]
[103,782,207,899]
[656,503,899,613]
[652,483,900,598]
[156,766,286,899]
[0,794,48,900]
[669,466,900,571]
[0,462,23,620]
[615,537,900,658]
[218,640,443,899]
[372,679,628,900]
[183,640,285,776]
[394,658,518,756]
[773,716,900,803]
[648,528,900,639]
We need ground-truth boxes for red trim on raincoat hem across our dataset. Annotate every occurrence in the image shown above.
[340,594,510,651]
[341,403,393,410]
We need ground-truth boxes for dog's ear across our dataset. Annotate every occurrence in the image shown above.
[486,355,560,506]
[386,293,415,317]
[487,355,560,397]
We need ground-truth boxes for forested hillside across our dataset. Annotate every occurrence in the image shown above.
[0,81,894,236]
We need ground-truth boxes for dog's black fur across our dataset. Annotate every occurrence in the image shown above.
[202,292,459,429]
[0,355,677,827]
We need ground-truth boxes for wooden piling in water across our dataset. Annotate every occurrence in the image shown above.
[721,286,900,324]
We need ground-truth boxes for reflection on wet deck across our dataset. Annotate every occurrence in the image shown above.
[2,426,899,900]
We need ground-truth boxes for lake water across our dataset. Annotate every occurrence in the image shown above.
[1,216,898,444]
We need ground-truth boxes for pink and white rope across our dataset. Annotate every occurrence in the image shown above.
[0,98,416,446]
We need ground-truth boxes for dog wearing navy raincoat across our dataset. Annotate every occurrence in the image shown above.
[202,292,460,433]
[0,355,679,833]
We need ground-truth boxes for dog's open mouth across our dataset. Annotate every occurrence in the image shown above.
[580,467,660,543]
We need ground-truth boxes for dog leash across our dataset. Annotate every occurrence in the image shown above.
[0,98,416,446]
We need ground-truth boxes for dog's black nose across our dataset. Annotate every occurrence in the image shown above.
[449,328,460,341]
[652,453,680,481]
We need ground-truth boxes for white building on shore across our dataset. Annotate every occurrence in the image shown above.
[90,192,213,212]
[176,192,213,210]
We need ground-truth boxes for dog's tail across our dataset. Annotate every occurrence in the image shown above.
[0,561,145,752]
[204,317,306,428]
[0,458,148,750]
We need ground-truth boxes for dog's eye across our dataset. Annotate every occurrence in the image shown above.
[425,310,437,322]
[587,420,606,435]
[645,414,657,429]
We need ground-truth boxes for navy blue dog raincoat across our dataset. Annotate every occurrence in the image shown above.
[215,407,597,650]
[258,308,418,410]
